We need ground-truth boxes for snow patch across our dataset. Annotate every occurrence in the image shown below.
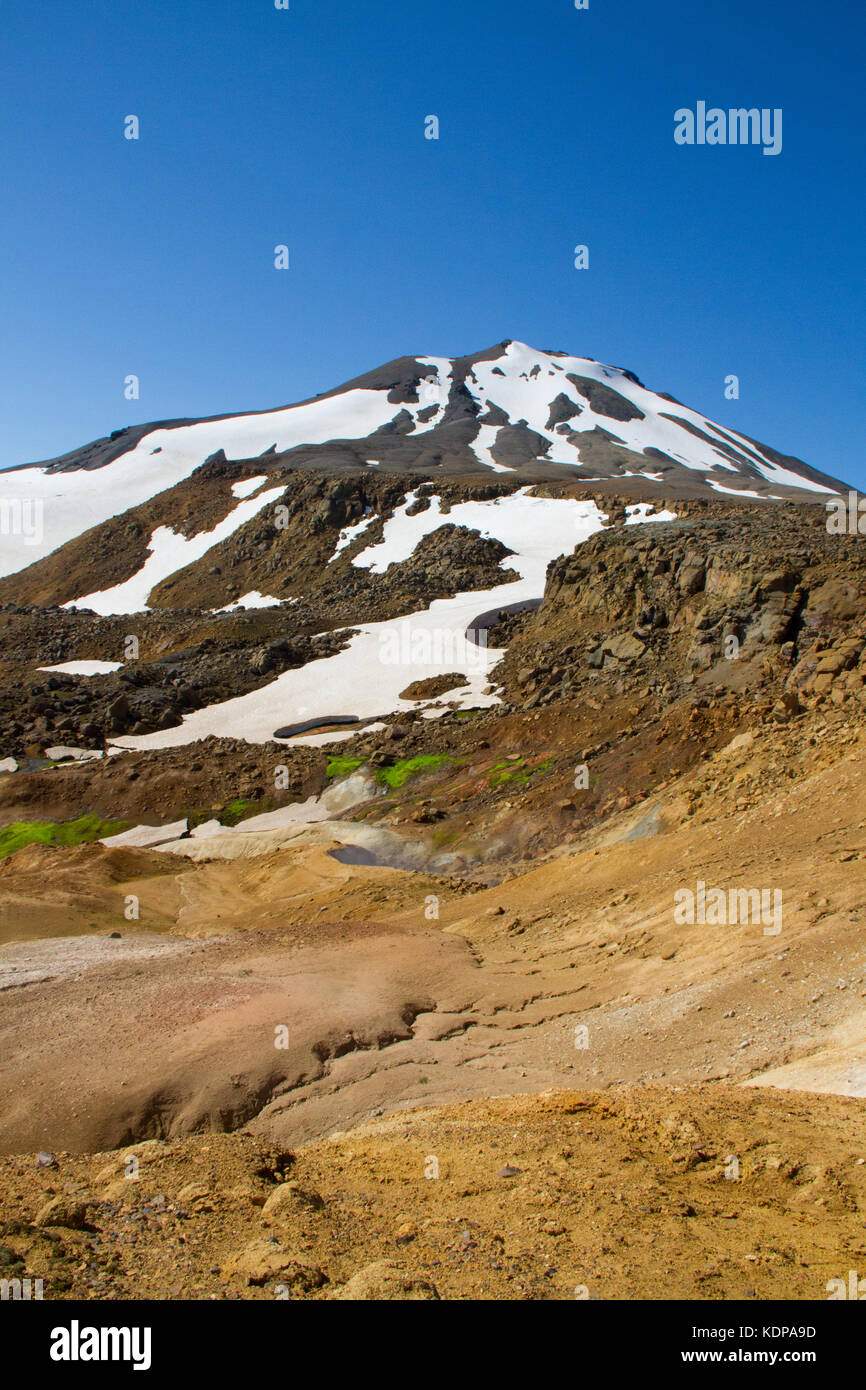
[706,482,783,500]
[625,503,678,524]
[64,486,286,616]
[100,819,189,848]
[471,424,514,474]
[215,591,284,612]
[44,746,104,763]
[231,475,269,499]
[329,511,378,561]
[38,660,123,676]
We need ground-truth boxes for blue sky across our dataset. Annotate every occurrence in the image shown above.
[1,0,863,485]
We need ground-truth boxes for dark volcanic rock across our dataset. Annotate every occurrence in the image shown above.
[546,393,583,429]
[565,374,646,422]
[490,423,550,470]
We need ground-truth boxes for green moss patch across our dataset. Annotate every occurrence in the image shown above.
[431,826,461,849]
[488,756,553,789]
[0,814,131,860]
[327,753,458,792]
[376,754,455,790]
[217,799,258,827]
[325,756,365,780]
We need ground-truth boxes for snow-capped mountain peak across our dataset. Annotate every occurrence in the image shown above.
[0,339,844,581]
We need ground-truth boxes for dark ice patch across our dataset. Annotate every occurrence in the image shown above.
[274,715,360,738]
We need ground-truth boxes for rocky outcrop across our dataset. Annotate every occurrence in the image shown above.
[495,502,866,716]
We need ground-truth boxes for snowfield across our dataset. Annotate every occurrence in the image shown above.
[351,486,584,573]
[329,510,378,562]
[0,340,836,586]
[466,343,834,490]
[110,492,678,752]
[0,389,398,579]
[625,503,678,525]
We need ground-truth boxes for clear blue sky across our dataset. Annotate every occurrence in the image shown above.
[1,0,863,485]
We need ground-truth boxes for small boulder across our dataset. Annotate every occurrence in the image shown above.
[34,1197,88,1230]
[261,1181,324,1222]
[604,633,646,661]
[332,1260,439,1301]
[221,1239,326,1290]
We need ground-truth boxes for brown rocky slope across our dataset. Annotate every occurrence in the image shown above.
[1,494,865,1300]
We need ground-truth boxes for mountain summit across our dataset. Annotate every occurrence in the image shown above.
[0,340,843,582]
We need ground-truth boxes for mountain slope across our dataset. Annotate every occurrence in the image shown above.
[0,340,844,583]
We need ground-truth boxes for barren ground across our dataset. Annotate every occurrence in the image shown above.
[2,503,865,1300]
